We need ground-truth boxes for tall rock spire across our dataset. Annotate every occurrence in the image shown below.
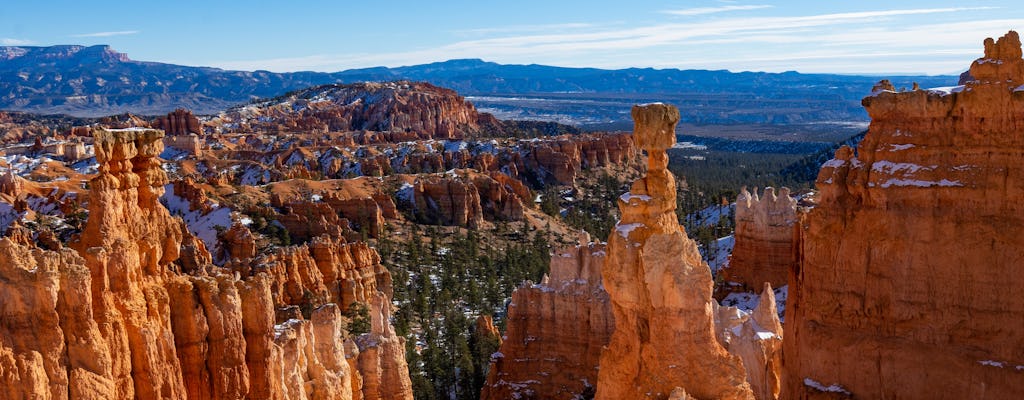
[596,103,754,400]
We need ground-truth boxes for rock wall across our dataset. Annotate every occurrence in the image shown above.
[482,232,613,400]
[784,31,1024,399]
[596,104,754,399]
[153,109,202,135]
[723,187,797,290]
[216,81,487,139]
[0,127,413,400]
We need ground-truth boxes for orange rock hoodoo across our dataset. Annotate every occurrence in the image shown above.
[723,187,797,290]
[153,109,202,135]
[595,104,755,399]
[482,232,614,399]
[0,127,413,400]
[784,31,1024,399]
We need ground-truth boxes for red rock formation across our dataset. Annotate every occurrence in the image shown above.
[220,222,257,261]
[784,31,1024,399]
[73,127,188,400]
[412,173,484,228]
[521,133,637,184]
[482,232,613,400]
[355,293,415,400]
[216,81,488,140]
[596,104,753,399]
[714,283,784,400]
[154,109,202,135]
[722,187,797,290]
[0,238,114,399]
[167,274,250,400]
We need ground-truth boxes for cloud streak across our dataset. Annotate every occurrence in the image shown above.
[211,7,1013,75]
[662,5,773,16]
[71,30,139,38]
[1,38,34,46]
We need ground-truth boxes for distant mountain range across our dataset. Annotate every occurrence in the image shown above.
[0,45,958,125]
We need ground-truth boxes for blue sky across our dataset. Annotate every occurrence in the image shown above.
[2,1,1022,74]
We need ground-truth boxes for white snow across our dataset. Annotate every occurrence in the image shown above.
[721,285,788,322]
[615,222,644,239]
[619,192,652,203]
[396,182,415,204]
[888,143,915,151]
[803,378,851,395]
[672,141,708,150]
[979,360,1005,367]
[880,178,963,188]
[926,85,966,96]
[686,203,734,228]
[162,184,233,260]
[821,158,846,168]
[871,161,933,174]
[704,235,734,274]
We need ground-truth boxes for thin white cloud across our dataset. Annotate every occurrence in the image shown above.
[71,30,139,38]
[1,38,34,46]
[663,5,773,16]
[210,7,1012,75]
[454,23,596,36]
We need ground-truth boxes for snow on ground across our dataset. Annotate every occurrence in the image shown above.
[161,183,233,258]
[395,182,415,204]
[615,222,643,239]
[703,235,734,274]
[803,378,851,395]
[721,285,788,322]
[686,203,734,228]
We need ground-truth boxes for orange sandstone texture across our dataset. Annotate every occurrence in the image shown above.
[0,127,413,400]
[596,104,754,400]
[722,187,797,290]
[482,232,614,400]
[784,31,1024,399]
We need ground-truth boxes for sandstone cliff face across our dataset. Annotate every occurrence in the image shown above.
[482,233,613,400]
[411,173,484,228]
[74,127,188,400]
[596,104,754,400]
[784,31,1024,399]
[0,238,114,400]
[723,187,797,290]
[522,134,636,184]
[215,81,487,139]
[0,127,414,400]
[153,109,202,136]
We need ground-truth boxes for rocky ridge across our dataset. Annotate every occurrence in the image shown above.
[784,31,1024,399]
[481,232,613,399]
[722,187,798,290]
[0,127,414,399]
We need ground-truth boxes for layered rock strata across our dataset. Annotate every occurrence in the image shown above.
[784,31,1024,399]
[482,232,613,400]
[596,104,754,399]
[723,187,797,290]
[0,127,414,400]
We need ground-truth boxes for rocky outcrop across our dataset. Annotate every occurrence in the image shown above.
[215,81,490,139]
[355,293,415,400]
[784,31,1024,399]
[73,127,188,400]
[409,171,532,227]
[522,134,636,184]
[722,187,797,290]
[482,232,613,400]
[596,104,754,399]
[714,284,784,400]
[411,173,484,228]
[0,127,414,400]
[0,238,114,399]
[154,109,202,135]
